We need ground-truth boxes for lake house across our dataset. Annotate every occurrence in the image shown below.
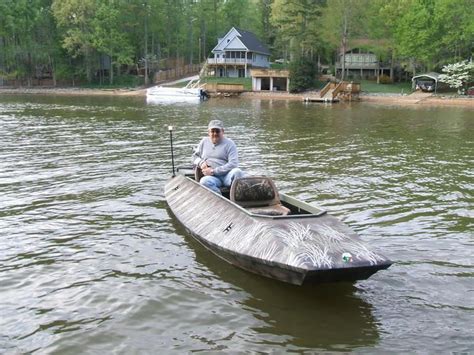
[207,27,270,78]
[335,47,391,80]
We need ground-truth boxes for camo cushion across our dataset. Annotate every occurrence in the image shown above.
[231,177,276,206]
[230,177,290,216]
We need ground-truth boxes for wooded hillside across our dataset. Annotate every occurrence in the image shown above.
[0,0,472,86]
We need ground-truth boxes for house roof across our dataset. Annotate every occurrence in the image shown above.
[412,72,441,82]
[213,27,270,55]
[234,28,270,55]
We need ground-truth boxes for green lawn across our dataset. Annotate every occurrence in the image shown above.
[358,80,413,94]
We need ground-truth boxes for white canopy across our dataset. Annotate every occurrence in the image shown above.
[412,72,441,92]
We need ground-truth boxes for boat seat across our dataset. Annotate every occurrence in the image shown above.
[194,166,204,182]
[230,176,290,216]
[194,167,230,196]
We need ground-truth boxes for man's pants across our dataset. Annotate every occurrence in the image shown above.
[200,168,245,194]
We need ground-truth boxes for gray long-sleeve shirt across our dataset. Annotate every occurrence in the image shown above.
[192,137,239,176]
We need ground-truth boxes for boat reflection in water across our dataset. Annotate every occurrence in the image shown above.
[176,222,380,350]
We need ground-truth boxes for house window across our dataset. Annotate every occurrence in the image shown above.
[238,69,245,77]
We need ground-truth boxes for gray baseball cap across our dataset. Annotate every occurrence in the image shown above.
[208,120,224,130]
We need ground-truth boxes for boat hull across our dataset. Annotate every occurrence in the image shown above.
[165,174,392,285]
[146,86,206,103]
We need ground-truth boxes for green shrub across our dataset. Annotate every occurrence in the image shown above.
[289,57,317,93]
[379,75,393,84]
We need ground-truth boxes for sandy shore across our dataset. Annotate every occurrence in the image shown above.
[1,87,473,108]
[359,93,474,107]
[0,87,147,96]
[242,91,474,107]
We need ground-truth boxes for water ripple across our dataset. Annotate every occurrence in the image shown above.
[0,96,472,353]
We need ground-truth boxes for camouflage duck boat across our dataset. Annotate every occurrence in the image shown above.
[165,168,392,286]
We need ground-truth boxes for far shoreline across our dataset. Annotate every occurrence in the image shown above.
[1,86,473,108]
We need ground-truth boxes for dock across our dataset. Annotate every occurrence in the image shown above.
[303,96,340,103]
[304,81,360,103]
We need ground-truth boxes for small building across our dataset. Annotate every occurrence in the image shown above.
[207,27,270,78]
[251,69,290,92]
[335,47,391,80]
[411,72,441,92]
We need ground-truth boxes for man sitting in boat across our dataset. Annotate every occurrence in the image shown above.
[192,120,245,194]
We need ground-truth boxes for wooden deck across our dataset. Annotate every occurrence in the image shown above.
[203,82,244,93]
[304,81,360,103]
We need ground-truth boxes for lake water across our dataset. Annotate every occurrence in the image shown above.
[0,94,472,353]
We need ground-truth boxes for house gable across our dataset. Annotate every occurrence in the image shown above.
[212,27,241,52]
[223,37,246,51]
[212,27,269,55]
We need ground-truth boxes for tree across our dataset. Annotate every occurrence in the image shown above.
[393,0,440,72]
[221,0,260,32]
[91,2,134,85]
[0,0,60,86]
[438,60,474,94]
[364,0,407,82]
[259,0,274,48]
[52,0,98,83]
[289,56,317,92]
[320,0,370,80]
[271,0,325,62]
[434,0,474,63]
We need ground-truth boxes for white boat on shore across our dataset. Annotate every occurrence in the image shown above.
[146,78,208,102]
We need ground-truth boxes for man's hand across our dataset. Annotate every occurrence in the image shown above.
[202,167,213,176]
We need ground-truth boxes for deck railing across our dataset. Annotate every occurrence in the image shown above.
[319,81,361,101]
[203,83,244,93]
[207,58,253,65]
[319,82,337,98]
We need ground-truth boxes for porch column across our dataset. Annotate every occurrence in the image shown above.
[245,50,248,77]
[270,77,274,91]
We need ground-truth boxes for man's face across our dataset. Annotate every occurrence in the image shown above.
[208,128,223,144]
